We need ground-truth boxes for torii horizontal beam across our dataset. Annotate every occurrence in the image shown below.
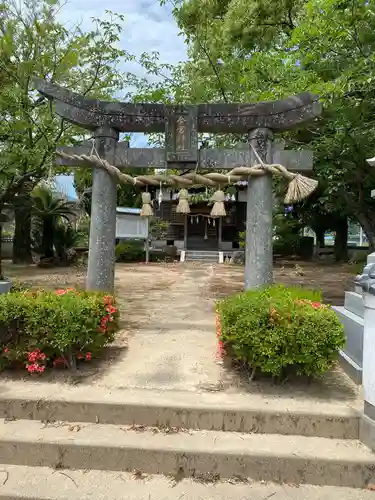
[56,141,313,172]
[34,78,321,133]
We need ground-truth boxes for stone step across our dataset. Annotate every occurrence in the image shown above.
[186,254,218,259]
[344,291,365,318]
[0,465,374,500]
[185,254,219,262]
[185,251,218,256]
[0,384,360,439]
[0,419,374,488]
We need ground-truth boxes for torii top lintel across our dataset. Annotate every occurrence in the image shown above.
[34,78,321,134]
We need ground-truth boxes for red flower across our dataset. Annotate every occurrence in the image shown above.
[55,289,67,295]
[106,305,117,314]
[217,340,225,358]
[86,352,92,361]
[27,349,46,363]
[26,363,45,374]
[215,311,225,359]
[3,348,8,354]
[77,352,84,360]
[311,302,322,309]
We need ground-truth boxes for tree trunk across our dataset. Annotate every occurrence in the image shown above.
[13,202,33,264]
[315,228,325,248]
[41,218,55,259]
[356,213,375,251]
[334,217,349,262]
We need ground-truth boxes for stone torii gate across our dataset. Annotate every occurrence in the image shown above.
[34,78,321,293]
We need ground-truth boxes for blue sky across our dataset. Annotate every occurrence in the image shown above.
[55,0,187,200]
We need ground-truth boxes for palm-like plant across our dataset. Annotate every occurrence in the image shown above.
[54,223,83,262]
[31,186,76,258]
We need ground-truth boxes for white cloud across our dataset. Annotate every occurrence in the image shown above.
[59,0,187,78]
[57,1,187,197]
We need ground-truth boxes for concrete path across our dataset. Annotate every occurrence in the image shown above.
[98,264,223,392]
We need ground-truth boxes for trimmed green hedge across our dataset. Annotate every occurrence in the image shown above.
[217,285,345,378]
[115,241,144,262]
[0,288,119,374]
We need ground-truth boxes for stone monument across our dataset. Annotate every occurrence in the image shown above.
[355,258,375,451]
[34,78,321,292]
[333,174,375,384]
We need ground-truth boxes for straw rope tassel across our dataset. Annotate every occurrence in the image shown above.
[176,189,190,214]
[140,192,153,217]
[210,190,226,217]
[284,174,319,204]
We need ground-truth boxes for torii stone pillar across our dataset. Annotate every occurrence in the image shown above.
[87,127,119,292]
[245,128,274,289]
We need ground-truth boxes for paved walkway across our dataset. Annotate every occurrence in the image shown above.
[92,263,360,408]
[98,264,224,392]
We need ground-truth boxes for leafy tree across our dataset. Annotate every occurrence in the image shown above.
[73,164,145,216]
[0,0,134,262]
[156,0,375,253]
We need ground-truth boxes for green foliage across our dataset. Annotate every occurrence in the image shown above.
[151,0,375,248]
[31,186,75,258]
[115,240,145,262]
[73,152,145,216]
[150,217,169,240]
[174,0,303,51]
[273,212,303,255]
[10,280,29,293]
[0,288,119,373]
[217,285,345,378]
[238,231,245,249]
[0,0,134,207]
[54,224,83,262]
[32,186,74,219]
[188,187,236,205]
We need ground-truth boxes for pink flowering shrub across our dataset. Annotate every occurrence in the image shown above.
[0,288,119,374]
[217,285,345,378]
